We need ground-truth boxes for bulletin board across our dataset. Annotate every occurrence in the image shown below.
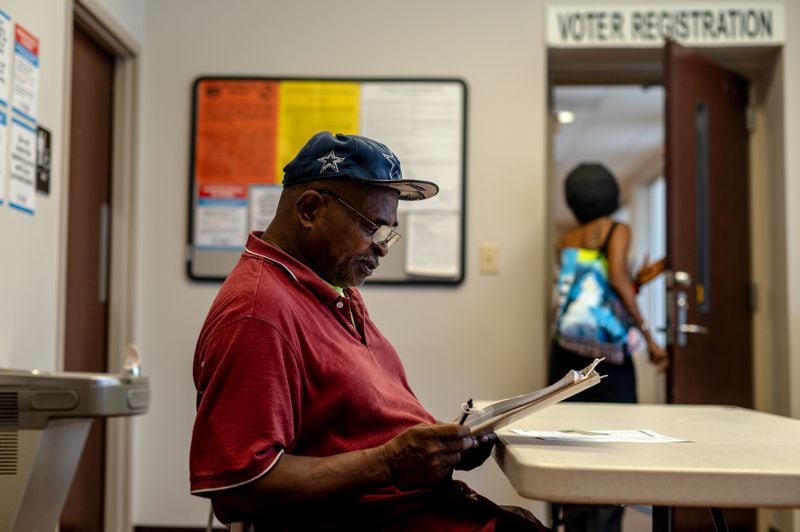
[187,77,467,285]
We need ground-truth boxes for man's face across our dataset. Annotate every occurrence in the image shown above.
[314,186,400,288]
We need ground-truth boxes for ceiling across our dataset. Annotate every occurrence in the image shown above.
[552,84,664,229]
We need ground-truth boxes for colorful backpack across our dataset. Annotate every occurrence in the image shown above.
[553,226,633,364]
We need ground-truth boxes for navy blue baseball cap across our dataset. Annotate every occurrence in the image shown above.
[282,131,439,201]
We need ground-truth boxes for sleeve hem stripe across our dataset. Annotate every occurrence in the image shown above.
[191,449,284,494]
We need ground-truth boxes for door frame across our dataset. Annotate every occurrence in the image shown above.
[58,1,140,530]
[546,44,789,531]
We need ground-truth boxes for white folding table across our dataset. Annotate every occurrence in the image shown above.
[493,403,800,530]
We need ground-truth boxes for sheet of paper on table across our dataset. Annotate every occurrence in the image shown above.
[509,429,689,443]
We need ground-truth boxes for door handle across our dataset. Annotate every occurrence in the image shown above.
[675,291,707,346]
[679,324,708,335]
[665,270,708,346]
[666,270,692,288]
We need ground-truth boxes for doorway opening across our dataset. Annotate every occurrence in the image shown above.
[551,83,666,405]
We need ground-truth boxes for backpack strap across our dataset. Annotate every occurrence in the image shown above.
[600,222,618,255]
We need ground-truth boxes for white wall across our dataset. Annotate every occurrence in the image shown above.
[0,0,145,370]
[630,176,667,405]
[89,0,145,43]
[783,4,800,530]
[784,2,800,420]
[0,1,145,530]
[0,0,68,371]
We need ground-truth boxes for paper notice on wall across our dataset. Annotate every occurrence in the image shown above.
[249,184,281,232]
[0,10,13,205]
[360,82,463,212]
[0,10,12,101]
[276,81,360,177]
[11,23,38,124]
[405,212,460,277]
[7,117,36,213]
[194,79,280,186]
[0,109,6,205]
[194,184,248,249]
[7,23,38,214]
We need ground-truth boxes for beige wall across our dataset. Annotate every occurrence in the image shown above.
[781,2,800,529]
[750,51,787,416]
[784,1,800,418]
[0,0,69,372]
[0,0,143,529]
[0,1,144,369]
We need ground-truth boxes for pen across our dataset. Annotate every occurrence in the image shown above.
[458,398,473,424]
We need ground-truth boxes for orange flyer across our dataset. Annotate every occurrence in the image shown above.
[194,79,279,185]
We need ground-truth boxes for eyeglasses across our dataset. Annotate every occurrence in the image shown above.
[318,190,402,248]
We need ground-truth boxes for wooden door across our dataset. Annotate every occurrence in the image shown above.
[60,24,114,532]
[664,40,754,531]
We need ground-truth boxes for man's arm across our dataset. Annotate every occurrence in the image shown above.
[211,423,478,523]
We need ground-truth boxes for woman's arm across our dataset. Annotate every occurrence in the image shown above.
[606,224,668,370]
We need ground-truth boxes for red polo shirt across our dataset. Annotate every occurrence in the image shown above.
[190,232,435,489]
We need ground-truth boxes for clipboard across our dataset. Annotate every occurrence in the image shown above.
[457,358,604,432]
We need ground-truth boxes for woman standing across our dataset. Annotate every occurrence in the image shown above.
[549,163,668,531]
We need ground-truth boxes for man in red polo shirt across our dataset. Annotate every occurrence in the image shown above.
[190,131,547,530]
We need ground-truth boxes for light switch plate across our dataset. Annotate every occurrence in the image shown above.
[479,243,499,274]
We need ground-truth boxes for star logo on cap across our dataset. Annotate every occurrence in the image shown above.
[318,150,345,173]
[382,152,401,180]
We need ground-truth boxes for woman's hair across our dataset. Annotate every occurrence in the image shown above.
[564,163,619,223]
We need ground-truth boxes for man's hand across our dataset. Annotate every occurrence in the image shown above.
[456,430,497,471]
[380,423,478,487]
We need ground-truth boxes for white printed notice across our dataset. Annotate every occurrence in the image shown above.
[405,212,460,277]
[195,184,248,249]
[0,10,13,205]
[11,23,38,123]
[249,185,282,232]
[0,109,7,205]
[360,82,463,212]
[8,115,36,213]
[8,23,38,214]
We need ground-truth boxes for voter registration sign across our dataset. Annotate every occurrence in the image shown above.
[547,4,785,47]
